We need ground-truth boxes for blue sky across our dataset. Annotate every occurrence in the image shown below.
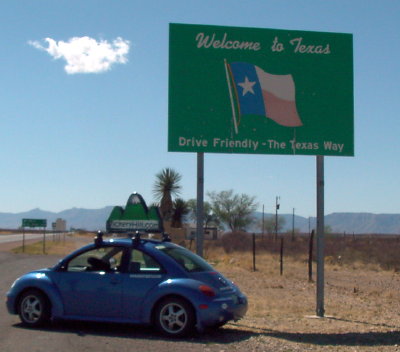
[0,0,399,217]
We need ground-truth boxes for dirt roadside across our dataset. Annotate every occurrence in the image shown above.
[0,239,43,252]
[1,239,400,351]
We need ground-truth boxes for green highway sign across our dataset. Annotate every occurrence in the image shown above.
[169,23,354,156]
[22,218,47,228]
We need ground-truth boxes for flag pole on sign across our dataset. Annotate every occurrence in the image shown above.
[224,59,239,134]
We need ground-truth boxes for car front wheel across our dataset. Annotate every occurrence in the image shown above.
[18,289,50,327]
[155,297,195,337]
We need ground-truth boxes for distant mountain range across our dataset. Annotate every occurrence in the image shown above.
[254,212,400,235]
[0,208,399,234]
[0,207,114,231]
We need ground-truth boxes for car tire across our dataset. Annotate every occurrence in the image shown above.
[154,297,195,337]
[18,289,50,327]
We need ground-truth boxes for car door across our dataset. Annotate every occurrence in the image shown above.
[122,248,166,321]
[56,245,126,319]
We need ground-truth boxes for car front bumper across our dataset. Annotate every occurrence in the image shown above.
[6,291,17,315]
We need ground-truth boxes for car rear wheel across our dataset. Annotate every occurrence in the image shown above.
[155,297,195,337]
[18,289,50,327]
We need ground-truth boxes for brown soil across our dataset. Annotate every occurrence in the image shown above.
[212,252,400,351]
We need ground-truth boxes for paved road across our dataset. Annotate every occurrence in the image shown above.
[0,233,45,244]
[0,252,255,352]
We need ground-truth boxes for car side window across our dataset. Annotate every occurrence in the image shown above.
[129,249,162,273]
[67,246,124,273]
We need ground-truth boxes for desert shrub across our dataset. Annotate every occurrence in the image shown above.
[210,232,400,272]
[324,235,400,270]
[221,231,253,253]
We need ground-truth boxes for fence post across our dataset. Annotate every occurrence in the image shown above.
[252,233,256,271]
[42,229,46,254]
[22,228,25,253]
[280,237,284,275]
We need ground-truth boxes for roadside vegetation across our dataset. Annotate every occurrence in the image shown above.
[12,230,400,273]
[152,167,260,232]
[11,166,400,272]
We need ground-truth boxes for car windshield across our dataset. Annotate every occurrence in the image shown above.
[156,245,214,272]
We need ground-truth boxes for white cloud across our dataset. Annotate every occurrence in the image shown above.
[29,36,130,74]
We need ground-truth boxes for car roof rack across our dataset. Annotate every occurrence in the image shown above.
[94,231,104,246]
[130,231,141,247]
[127,231,172,244]
[162,232,171,242]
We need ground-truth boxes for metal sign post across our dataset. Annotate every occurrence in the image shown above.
[42,228,46,254]
[168,23,353,316]
[21,219,47,254]
[316,155,325,317]
[196,152,205,257]
[22,228,25,252]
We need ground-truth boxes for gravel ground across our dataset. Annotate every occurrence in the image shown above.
[214,257,400,351]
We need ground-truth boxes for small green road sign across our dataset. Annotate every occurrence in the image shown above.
[169,23,354,156]
[22,218,47,228]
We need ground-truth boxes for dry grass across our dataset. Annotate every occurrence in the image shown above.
[199,233,400,348]
[11,232,94,255]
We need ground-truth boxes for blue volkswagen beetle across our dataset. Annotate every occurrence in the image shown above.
[6,232,247,336]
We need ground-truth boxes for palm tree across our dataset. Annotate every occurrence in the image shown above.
[153,168,182,220]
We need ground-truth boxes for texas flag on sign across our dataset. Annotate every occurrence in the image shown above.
[228,62,303,128]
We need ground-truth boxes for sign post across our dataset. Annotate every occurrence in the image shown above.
[22,227,25,253]
[196,152,204,257]
[21,219,47,253]
[169,23,353,318]
[316,155,325,317]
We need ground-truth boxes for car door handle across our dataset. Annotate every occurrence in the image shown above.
[110,279,120,285]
